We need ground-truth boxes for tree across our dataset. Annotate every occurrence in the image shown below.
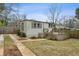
[75,8,79,19]
[0,3,5,12]
[0,4,17,26]
[48,4,62,32]
[63,16,75,29]
[0,4,5,26]
[21,14,27,20]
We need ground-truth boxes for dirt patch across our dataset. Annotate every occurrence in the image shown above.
[9,34,35,56]
[0,48,3,56]
[4,47,22,56]
[4,35,22,56]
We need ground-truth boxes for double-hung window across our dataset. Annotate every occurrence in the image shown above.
[32,22,42,28]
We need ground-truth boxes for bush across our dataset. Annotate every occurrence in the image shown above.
[29,36,37,39]
[47,33,57,40]
[47,32,70,41]
[38,33,48,38]
[16,30,26,37]
[20,32,26,37]
[16,30,20,36]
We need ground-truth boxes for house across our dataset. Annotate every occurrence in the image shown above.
[18,20,53,37]
[73,18,79,30]
[68,18,79,30]
[5,20,21,34]
[63,17,79,30]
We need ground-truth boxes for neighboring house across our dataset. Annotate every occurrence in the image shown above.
[63,18,79,30]
[73,18,79,29]
[6,20,21,33]
[19,20,53,37]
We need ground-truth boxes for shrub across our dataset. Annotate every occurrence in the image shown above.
[29,36,37,39]
[21,32,26,37]
[16,30,26,37]
[38,33,48,38]
[47,33,57,40]
[47,32,69,41]
[16,30,20,36]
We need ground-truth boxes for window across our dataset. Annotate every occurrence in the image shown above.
[33,23,37,28]
[32,22,42,28]
[37,23,41,28]
[21,22,24,31]
[49,23,53,28]
[32,22,36,28]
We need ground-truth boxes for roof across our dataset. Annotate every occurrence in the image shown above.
[75,18,79,22]
[20,19,51,23]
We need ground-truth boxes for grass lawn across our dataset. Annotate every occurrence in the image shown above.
[0,42,3,47]
[0,40,3,48]
[4,35,22,56]
[22,39,79,56]
[0,21,5,27]
[0,43,3,49]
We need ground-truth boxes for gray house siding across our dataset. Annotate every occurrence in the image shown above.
[19,20,52,37]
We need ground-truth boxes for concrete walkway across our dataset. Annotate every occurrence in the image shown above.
[20,39,46,42]
[13,34,46,42]
[9,34,35,56]
[0,35,4,43]
[0,35,4,56]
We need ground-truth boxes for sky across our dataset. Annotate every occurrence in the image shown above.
[12,3,79,21]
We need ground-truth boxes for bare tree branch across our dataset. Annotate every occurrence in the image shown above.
[48,4,62,32]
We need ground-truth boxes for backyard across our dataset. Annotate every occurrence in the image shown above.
[0,3,79,57]
[0,34,79,56]
[22,39,79,56]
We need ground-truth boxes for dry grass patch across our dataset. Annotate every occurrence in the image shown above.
[4,35,22,56]
[22,39,79,56]
[0,42,3,48]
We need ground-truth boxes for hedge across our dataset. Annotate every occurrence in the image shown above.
[16,30,26,37]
